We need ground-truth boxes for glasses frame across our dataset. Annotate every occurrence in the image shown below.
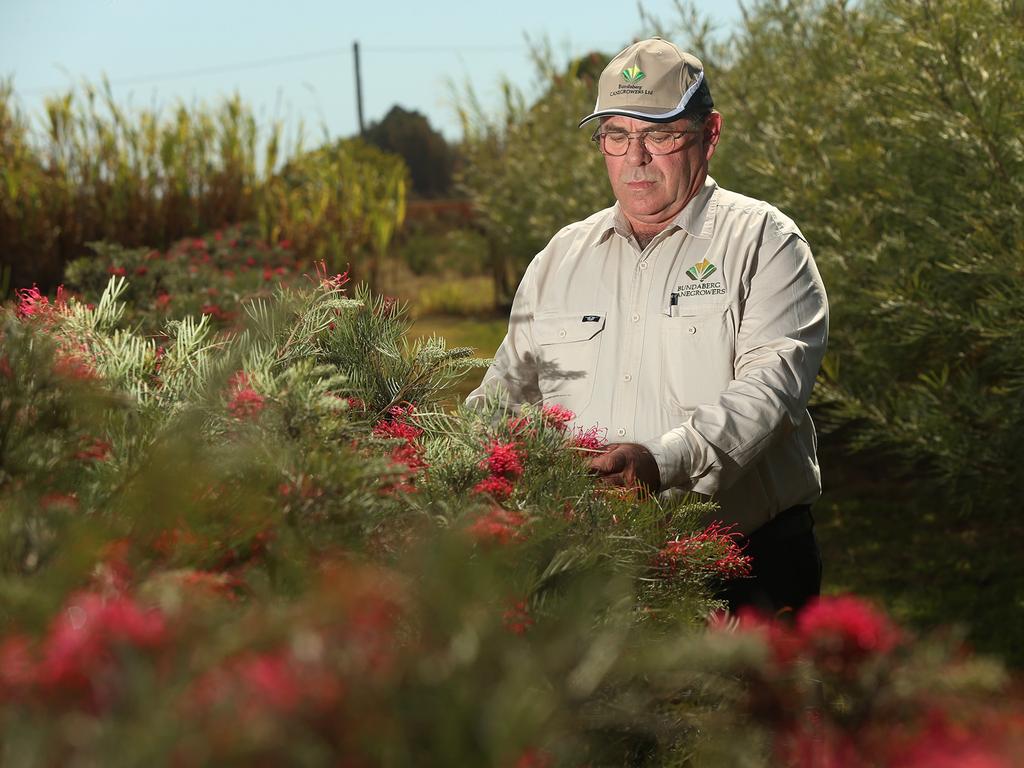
[590,126,703,156]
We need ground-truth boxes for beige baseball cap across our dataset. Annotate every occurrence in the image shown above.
[578,37,714,127]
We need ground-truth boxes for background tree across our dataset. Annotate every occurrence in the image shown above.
[456,47,612,309]
[364,105,455,199]
[656,0,1024,660]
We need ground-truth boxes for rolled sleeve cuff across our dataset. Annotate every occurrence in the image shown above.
[642,427,700,492]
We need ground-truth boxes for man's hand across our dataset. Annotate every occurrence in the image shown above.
[587,443,661,494]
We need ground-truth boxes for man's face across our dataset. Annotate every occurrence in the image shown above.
[601,112,722,228]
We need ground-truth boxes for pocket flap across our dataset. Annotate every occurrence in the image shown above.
[534,312,606,344]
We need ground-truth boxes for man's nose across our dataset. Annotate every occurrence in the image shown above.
[624,136,651,165]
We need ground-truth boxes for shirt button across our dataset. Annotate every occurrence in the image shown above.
[639,262,648,270]
[623,373,632,382]
[616,428,626,437]
[687,325,697,334]
[631,313,640,322]
[558,329,567,338]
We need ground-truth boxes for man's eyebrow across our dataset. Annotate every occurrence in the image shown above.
[602,127,670,133]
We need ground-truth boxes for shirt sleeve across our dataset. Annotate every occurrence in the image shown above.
[641,232,829,494]
[465,258,543,409]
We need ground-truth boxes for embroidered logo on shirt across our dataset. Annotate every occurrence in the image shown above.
[677,259,726,298]
[581,315,601,322]
[685,258,717,282]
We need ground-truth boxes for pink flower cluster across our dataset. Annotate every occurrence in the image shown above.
[468,508,528,545]
[473,440,525,501]
[714,595,903,671]
[313,259,351,290]
[796,594,903,668]
[189,647,342,720]
[15,284,67,324]
[655,521,753,582]
[226,371,266,420]
[569,423,607,451]
[539,403,574,431]
[0,591,167,711]
[75,436,113,462]
[711,596,1024,766]
[372,404,428,488]
[502,598,535,635]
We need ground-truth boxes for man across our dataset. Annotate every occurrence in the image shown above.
[466,38,829,615]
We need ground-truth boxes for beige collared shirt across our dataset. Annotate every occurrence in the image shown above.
[467,177,829,534]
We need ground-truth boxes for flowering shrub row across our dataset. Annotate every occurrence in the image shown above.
[1,258,1022,765]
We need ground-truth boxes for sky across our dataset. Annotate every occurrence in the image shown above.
[0,0,742,144]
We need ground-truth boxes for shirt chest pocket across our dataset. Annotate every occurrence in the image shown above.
[660,305,736,409]
[533,312,605,410]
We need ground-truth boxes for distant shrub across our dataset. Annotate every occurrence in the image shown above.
[413,276,495,316]
[0,81,407,292]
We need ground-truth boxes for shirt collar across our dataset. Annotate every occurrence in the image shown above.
[593,175,720,246]
[674,175,719,239]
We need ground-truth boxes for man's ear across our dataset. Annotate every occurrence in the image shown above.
[704,111,723,162]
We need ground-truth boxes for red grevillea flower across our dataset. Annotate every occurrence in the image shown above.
[54,351,98,381]
[75,437,112,462]
[797,595,903,665]
[37,591,166,707]
[569,424,607,451]
[514,749,554,768]
[40,492,79,512]
[467,508,527,545]
[15,284,67,323]
[201,304,230,322]
[226,372,265,420]
[479,440,524,479]
[502,599,535,636]
[190,647,341,723]
[540,403,575,431]
[373,418,423,443]
[473,474,516,501]
[507,414,534,437]
[313,259,350,290]
[886,708,1022,768]
[655,521,753,581]
[372,404,428,477]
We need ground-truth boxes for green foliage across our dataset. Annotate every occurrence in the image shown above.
[0,79,266,290]
[394,222,487,277]
[259,138,408,287]
[667,0,1024,517]
[413,276,496,317]
[0,81,408,292]
[456,47,613,306]
[2,275,1021,765]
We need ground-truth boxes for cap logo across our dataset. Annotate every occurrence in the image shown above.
[621,65,645,83]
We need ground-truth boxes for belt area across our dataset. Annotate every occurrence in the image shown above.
[747,504,814,545]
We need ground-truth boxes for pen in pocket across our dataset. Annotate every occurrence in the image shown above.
[669,292,679,317]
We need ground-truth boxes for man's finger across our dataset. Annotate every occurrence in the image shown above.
[587,451,621,474]
[596,472,629,487]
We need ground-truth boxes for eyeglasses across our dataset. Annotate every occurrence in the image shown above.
[591,128,701,156]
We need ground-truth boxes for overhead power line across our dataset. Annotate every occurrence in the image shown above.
[17,42,565,95]
[20,46,350,94]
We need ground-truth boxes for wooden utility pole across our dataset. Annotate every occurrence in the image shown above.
[353,41,365,135]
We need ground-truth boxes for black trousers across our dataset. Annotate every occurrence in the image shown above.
[716,504,822,617]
